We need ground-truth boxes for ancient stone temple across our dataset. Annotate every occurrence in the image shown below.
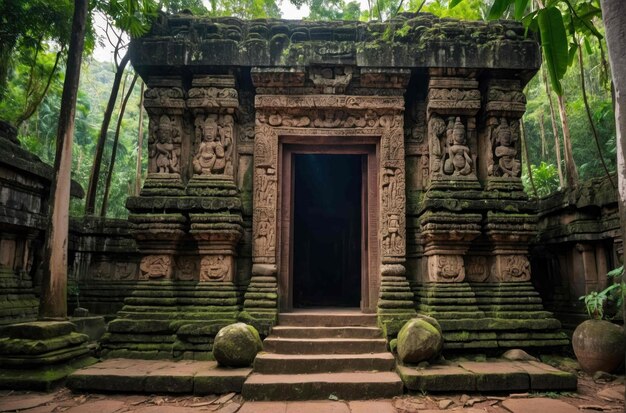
[5,11,591,397]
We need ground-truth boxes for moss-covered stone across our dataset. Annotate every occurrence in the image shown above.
[397,318,443,364]
[2,321,76,340]
[212,323,262,367]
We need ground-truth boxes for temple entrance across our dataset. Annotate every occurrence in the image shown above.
[292,154,362,308]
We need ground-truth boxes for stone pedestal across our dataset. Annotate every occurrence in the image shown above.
[0,321,95,390]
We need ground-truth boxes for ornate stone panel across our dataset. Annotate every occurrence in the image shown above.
[426,75,481,189]
[480,78,526,190]
[252,94,407,268]
[142,77,186,193]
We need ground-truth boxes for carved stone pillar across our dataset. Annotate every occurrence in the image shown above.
[186,75,243,284]
[420,212,482,282]
[420,72,483,282]
[142,77,186,195]
[426,73,481,191]
[479,78,526,192]
[484,212,537,282]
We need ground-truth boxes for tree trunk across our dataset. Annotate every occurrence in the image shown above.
[599,0,626,400]
[578,43,615,188]
[135,81,145,196]
[101,73,138,217]
[39,0,88,320]
[84,51,131,215]
[556,94,579,189]
[521,119,537,197]
[539,110,547,160]
[542,65,565,188]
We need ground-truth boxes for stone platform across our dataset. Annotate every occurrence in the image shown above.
[398,359,577,393]
[67,359,251,394]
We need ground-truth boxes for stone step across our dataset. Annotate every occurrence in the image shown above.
[242,371,403,400]
[270,326,382,339]
[263,337,387,354]
[278,312,376,327]
[254,352,395,374]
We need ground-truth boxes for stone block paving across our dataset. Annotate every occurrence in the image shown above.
[0,375,624,413]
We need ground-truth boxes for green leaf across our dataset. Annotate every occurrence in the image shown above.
[514,0,529,20]
[538,6,569,96]
[522,10,538,32]
[567,42,578,67]
[449,0,464,9]
[488,0,514,20]
[608,265,624,278]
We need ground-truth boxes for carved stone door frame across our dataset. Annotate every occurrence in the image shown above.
[279,140,379,312]
[251,95,407,316]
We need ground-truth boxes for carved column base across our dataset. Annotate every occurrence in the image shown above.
[428,176,482,191]
[426,253,466,282]
[377,264,417,340]
[485,212,537,283]
[489,253,530,282]
[141,173,185,196]
[484,177,524,193]
[186,177,238,196]
[240,263,278,336]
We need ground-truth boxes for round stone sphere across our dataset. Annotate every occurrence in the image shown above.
[397,318,443,364]
[573,319,625,374]
[213,323,263,367]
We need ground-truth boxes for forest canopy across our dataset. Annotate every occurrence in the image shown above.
[0,0,616,218]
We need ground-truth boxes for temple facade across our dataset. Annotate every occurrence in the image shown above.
[92,11,571,356]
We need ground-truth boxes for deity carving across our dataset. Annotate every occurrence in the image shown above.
[490,117,521,178]
[443,117,473,176]
[139,255,172,279]
[193,115,234,176]
[175,256,197,281]
[382,213,403,256]
[199,255,230,281]
[253,208,275,258]
[149,115,180,174]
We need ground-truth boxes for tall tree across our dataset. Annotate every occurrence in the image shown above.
[39,0,88,319]
[84,0,157,215]
[598,2,626,392]
[101,73,138,216]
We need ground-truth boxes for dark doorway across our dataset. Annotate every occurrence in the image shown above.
[292,154,362,308]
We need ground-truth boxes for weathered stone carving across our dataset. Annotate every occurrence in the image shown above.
[308,66,353,93]
[489,117,521,178]
[149,114,181,174]
[174,256,197,281]
[443,117,473,176]
[428,255,465,282]
[465,255,489,282]
[193,114,234,176]
[491,254,530,282]
[139,255,173,279]
[252,92,406,265]
[199,255,231,281]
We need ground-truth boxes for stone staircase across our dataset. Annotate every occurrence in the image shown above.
[242,311,404,400]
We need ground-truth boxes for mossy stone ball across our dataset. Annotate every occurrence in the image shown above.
[213,322,263,367]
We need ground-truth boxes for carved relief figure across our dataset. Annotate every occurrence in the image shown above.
[151,115,180,174]
[254,209,275,257]
[139,255,172,279]
[219,116,234,176]
[428,115,447,175]
[193,116,221,175]
[492,117,521,178]
[199,255,230,281]
[382,214,403,256]
[443,117,472,176]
